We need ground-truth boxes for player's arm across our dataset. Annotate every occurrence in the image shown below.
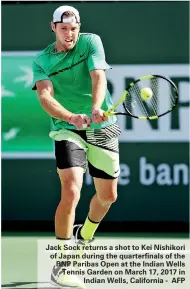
[87,35,111,123]
[36,80,91,129]
[33,61,90,129]
[32,60,74,122]
[90,69,107,110]
[36,80,74,122]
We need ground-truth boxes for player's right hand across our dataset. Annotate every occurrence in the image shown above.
[68,114,91,130]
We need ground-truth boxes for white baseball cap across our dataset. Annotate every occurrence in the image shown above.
[52,5,80,23]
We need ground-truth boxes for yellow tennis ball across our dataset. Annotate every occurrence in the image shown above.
[140,88,153,101]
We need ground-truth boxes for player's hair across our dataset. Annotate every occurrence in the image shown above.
[54,11,77,28]
[63,11,75,17]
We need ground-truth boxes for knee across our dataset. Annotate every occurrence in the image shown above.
[60,183,81,208]
[97,191,118,206]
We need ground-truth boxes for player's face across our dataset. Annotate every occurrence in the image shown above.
[52,22,80,51]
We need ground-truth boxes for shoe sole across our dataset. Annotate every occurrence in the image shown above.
[50,278,83,289]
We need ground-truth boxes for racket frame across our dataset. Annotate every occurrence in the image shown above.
[105,74,178,120]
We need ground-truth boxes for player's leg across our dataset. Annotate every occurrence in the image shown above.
[52,166,86,288]
[89,177,118,222]
[80,177,118,240]
[51,135,87,289]
[55,167,84,239]
[79,123,120,241]
[54,134,87,239]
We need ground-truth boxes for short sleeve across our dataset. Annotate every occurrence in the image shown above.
[87,35,111,72]
[32,60,50,90]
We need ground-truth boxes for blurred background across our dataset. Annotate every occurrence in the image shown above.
[2,1,189,235]
[1,1,189,288]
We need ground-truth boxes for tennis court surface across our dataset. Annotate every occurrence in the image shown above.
[2,232,188,289]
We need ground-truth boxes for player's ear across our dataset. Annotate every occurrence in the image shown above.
[51,22,56,33]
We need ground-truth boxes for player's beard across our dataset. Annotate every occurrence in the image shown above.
[56,37,75,52]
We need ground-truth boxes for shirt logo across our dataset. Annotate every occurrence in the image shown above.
[80,52,85,58]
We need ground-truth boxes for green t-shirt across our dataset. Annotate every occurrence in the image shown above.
[32,33,117,130]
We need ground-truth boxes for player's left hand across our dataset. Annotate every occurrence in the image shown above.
[91,108,108,124]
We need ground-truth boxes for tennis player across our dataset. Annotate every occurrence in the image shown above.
[32,5,121,288]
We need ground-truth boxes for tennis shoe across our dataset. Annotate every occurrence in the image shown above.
[50,264,86,289]
[73,224,94,245]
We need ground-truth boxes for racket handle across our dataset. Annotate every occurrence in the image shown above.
[104,111,109,117]
[104,110,115,117]
[82,111,112,128]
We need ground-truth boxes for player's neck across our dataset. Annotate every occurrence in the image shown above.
[55,41,68,53]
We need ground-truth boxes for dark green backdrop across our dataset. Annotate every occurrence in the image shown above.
[2,1,189,224]
[2,143,189,222]
[2,1,188,64]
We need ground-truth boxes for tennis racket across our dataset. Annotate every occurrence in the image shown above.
[104,74,178,120]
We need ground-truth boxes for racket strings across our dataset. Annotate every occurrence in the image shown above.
[133,85,153,116]
[149,78,159,114]
[140,78,158,116]
[126,84,157,117]
[124,77,177,118]
[125,87,149,117]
